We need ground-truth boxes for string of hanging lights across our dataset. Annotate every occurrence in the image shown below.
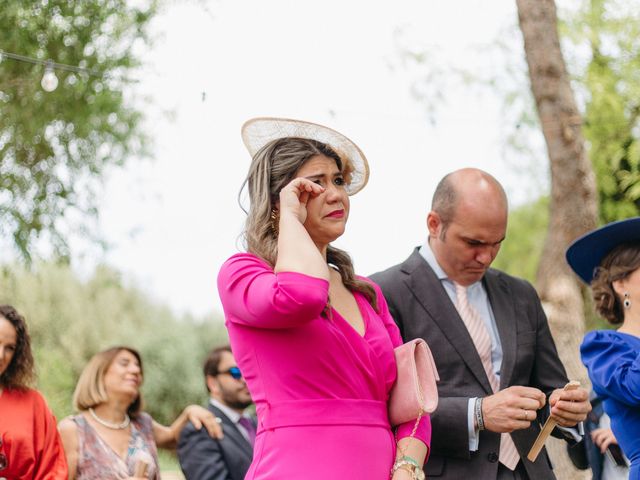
[0,49,103,92]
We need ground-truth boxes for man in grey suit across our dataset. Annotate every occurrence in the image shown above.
[178,345,254,480]
[371,168,590,479]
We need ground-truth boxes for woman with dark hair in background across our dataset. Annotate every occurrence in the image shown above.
[217,118,431,479]
[566,217,640,479]
[59,346,222,479]
[0,304,68,479]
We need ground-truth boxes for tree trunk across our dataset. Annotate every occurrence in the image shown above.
[515,0,599,478]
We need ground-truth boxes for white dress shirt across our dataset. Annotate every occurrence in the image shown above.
[210,398,253,443]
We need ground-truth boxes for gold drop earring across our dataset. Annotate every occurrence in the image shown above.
[270,209,279,237]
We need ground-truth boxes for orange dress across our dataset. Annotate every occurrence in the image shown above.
[0,388,68,479]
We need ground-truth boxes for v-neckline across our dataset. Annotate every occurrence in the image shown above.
[84,414,135,465]
[330,291,370,338]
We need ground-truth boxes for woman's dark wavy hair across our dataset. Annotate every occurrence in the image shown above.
[0,305,35,389]
[591,242,640,324]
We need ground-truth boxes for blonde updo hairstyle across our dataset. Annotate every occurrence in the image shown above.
[591,242,640,324]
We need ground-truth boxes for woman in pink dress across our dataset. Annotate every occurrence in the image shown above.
[217,118,431,479]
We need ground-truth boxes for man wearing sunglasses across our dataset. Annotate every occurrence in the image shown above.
[178,345,255,480]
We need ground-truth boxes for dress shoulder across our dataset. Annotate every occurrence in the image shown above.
[132,411,155,433]
[29,388,51,410]
[7,387,53,414]
[581,330,637,357]
[219,252,270,273]
[3,386,40,401]
[218,252,330,328]
[219,252,329,291]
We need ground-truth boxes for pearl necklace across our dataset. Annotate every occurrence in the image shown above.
[89,407,131,430]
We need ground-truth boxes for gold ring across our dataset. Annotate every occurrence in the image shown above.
[523,410,528,421]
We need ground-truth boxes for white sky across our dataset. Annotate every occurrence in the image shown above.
[91,0,547,317]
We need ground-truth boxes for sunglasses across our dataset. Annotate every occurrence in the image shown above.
[0,436,7,470]
[218,366,242,380]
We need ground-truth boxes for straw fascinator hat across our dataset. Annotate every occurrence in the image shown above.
[566,217,640,284]
[241,117,370,195]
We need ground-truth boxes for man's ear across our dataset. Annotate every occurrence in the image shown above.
[206,375,221,397]
[427,211,441,237]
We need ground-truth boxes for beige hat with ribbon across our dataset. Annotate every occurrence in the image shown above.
[241,117,370,195]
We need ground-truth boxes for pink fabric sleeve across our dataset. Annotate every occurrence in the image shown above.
[368,280,432,452]
[218,253,330,329]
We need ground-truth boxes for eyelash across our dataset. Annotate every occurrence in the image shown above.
[313,177,345,187]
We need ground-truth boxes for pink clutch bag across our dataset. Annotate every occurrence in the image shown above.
[389,338,440,426]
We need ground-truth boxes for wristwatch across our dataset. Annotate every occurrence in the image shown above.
[391,459,425,480]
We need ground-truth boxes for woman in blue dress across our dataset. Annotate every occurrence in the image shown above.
[566,217,640,479]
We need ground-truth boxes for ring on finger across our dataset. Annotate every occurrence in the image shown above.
[523,409,528,421]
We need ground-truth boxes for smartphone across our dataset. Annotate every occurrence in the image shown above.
[605,444,629,467]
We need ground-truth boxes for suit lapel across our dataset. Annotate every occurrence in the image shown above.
[210,405,253,458]
[401,249,493,394]
[483,270,517,389]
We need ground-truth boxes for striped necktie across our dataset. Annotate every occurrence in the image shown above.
[454,283,520,471]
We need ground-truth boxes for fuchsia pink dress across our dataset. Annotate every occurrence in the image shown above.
[218,253,431,479]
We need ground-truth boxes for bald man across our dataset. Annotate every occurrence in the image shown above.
[371,169,590,480]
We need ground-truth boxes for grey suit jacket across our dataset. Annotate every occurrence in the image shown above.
[370,249,569,480]
[178,404,254,480]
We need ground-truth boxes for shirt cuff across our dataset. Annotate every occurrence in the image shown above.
[468,397,480,451]
[556,423,583,443]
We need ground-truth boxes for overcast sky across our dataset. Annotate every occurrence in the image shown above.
[87,0,548,317]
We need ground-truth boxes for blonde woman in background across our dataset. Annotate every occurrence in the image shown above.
[59,346,222,479]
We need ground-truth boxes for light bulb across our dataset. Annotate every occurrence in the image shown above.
[41,64,59,92]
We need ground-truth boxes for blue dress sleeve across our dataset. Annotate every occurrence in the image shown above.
[581,330,640,407]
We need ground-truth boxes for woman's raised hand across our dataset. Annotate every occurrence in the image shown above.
[278,178,325,224]
[183,404,223,439]
[273,176,330,279]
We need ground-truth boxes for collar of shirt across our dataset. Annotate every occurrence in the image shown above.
[210,399,255,444]
[418,242,503,374]
[418,241,483,297]
[210,398,244,423]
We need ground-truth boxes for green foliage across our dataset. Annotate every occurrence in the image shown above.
[493,196,549,284]
[0,262,228,424]
[493,196,611,331]
[565,0,640,223]
[581,289,610,331]
[398,0,640,221]
[157,449,182,473]
[0,0,157,259]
